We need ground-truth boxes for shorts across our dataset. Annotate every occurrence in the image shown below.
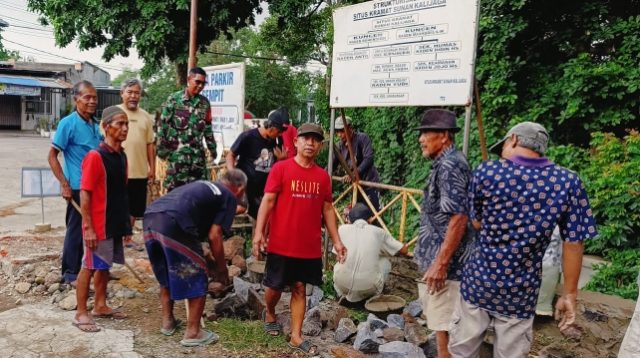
[263,252,323,291]
[128,178,148,218]
[448,296,533,358]
[418,280,460,331]
[82,237,124,270]
[143,212,208,301]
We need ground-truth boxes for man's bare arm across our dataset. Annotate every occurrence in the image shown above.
[48,147,72,199]
[423,213,468,292]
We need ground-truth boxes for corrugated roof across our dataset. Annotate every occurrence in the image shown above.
[0,75,70,89]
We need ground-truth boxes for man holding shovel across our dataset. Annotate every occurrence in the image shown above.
[48,80,103,286]
[74,106,132,332]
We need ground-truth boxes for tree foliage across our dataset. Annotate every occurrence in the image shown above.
[27,0,262,78]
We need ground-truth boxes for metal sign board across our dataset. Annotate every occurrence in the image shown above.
[0,83,41,96]
[21,167,60,197]
[201,63,245,151]
[330,0,480,107]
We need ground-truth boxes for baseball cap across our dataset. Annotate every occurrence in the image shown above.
[267,109,287,131]
[489,121,549,156]
[101,106,127,125]
[297,123,324,140]
[334,115,350,130]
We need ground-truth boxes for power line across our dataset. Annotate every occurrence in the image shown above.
[0,14,53,31]
[5,28,55,39]
[2,38,123,71]
[0,0,34,14]
[5,23,54,33]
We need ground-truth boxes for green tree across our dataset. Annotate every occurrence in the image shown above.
[0,26,20,61]
[198,28,318,118]
[140,63,180,114]
[27,0,263,81]
[110,68,141,88]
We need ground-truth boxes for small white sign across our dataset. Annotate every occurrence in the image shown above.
[330,0,480,107]
[201,63,245,151]
[21,168,60,197]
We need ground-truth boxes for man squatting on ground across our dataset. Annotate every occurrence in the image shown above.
[119,78,156,251]
[333,202,409,303]
[252,123,347,357]
[143,170,247,347]
[74,106,132,332]
[48,80,102,285]
[413,109,475,358]
[448,122,598,358]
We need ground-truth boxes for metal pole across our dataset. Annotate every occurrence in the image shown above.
[188,0,198,70]
[39,169,45,223]
[462,104,472,156]
[323,108,336,270]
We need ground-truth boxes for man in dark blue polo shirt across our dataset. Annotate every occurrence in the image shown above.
[449,122,598,358]
[48,80,102,285]
[143,170,246,347]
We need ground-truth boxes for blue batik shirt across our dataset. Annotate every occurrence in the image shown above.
[461,156,598,319]
[414,145,475,280]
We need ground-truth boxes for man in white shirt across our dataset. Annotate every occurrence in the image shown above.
[333,203,409,302]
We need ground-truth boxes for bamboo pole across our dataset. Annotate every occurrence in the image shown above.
[356,184,390,233]
[368,192,403,223]
[475,79,488,161]
[399,193,408,242]
[333,183,354,205]
[408,193,422,213]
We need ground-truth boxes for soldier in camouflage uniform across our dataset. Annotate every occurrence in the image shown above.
[156,67,216,192]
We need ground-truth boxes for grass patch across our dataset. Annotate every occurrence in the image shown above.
[208,318,288,351]
[348,308,369,324]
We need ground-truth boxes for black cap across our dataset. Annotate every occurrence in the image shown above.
[267,109,287,131]
[349,203,373,222]
[416,109,460,132]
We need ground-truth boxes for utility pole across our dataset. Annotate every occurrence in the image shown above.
[188,0,198,70]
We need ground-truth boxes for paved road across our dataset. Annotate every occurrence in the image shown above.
[0,132,66,234]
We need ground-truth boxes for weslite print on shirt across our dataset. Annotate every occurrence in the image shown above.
[462,158,597,319]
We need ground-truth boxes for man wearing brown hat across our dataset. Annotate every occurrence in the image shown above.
[74,105,132,332]
[414,109,475,358]
[449,121,597,357]
[252,123,347,356]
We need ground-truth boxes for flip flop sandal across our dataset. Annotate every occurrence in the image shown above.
[180,329,219,347]
[262,309,282,336]
[72,319,101,333]
[160,319,183,336]
[92,308,128,320]
[288,340,319,356]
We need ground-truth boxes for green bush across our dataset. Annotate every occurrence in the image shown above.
[585,249,640,300]
[581,131,640,254]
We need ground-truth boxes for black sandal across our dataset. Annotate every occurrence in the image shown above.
[288,340,319,356]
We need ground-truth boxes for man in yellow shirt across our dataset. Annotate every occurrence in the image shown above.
[119,78,156,250]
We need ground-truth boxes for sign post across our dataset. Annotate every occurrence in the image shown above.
[21,167,61,232]
[201,63,246,163]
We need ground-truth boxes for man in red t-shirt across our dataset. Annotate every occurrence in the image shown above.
[252,123,347,356]
[75,106,132,332]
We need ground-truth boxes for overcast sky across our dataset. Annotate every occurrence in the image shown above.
[0,0,270,78]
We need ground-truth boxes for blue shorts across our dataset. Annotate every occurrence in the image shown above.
[143,212,208,301]
[82,237,124,270]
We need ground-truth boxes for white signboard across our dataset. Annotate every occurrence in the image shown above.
[21,167,60,197]
[202,63,245,150]
[330,0,479,107]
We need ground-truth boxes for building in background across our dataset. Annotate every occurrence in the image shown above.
[0,60,110,130]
